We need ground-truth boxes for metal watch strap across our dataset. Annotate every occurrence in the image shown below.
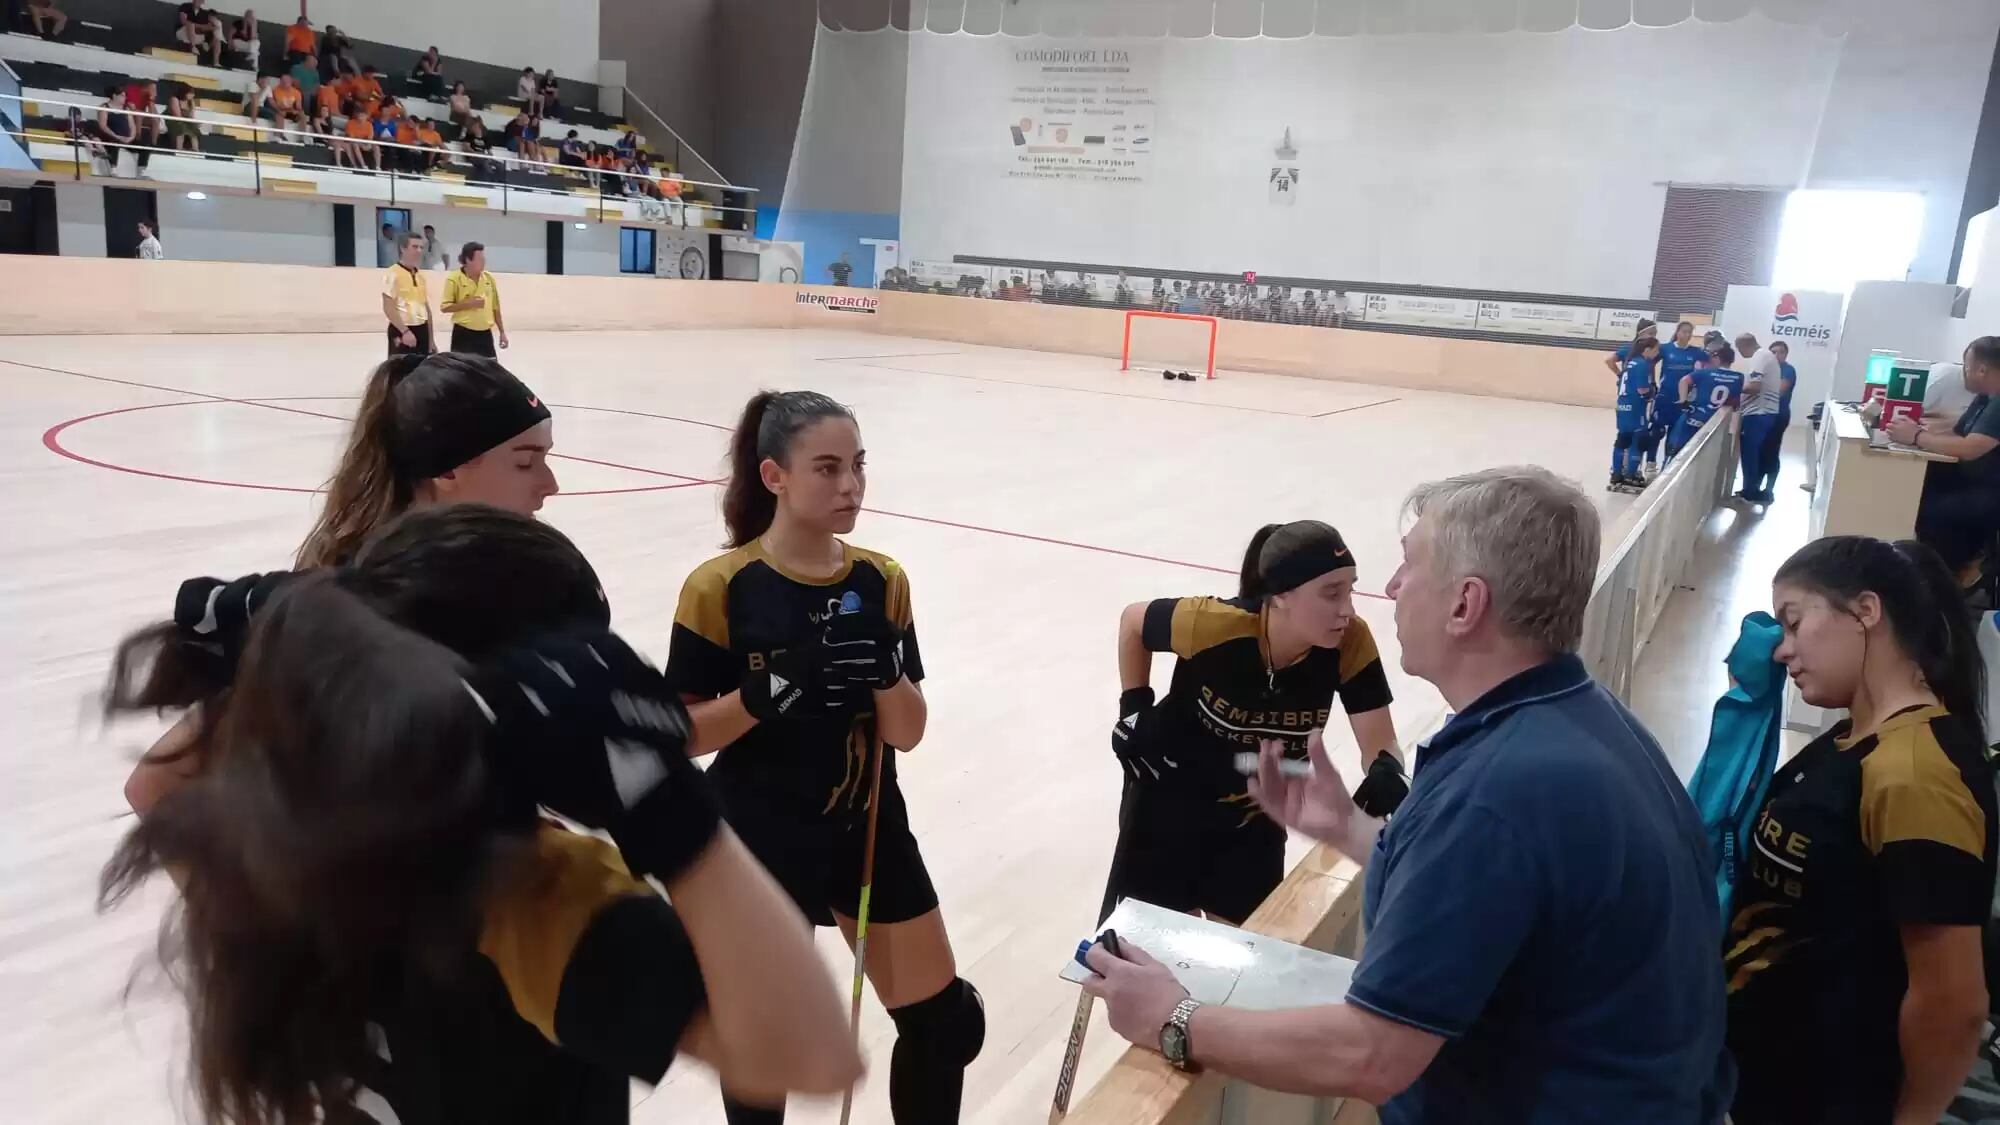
[1164,997,1201,1070]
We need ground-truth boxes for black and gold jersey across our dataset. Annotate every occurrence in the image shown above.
[1143,595,1392,806]
[666,539,924,816]
[1725,704,1997,1123]
[352,827,705,1125]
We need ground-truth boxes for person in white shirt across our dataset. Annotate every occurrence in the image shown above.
[1924,360,1978,428]
[420,225,448,270]
[136,221,164,260]
[1735,332,1784,504]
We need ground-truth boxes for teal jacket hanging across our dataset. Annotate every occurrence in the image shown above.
[1684,611,1786,920]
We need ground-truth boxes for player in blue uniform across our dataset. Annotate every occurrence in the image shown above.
[1671,344,1744,455]
[1612,337,1659,488]
[1649,321,1705,470]
[1602,318,1659,380]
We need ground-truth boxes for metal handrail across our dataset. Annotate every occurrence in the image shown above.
[618,84,739,192]
[0,91,747,197]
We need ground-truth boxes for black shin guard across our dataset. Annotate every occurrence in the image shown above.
[887,978,986,1124]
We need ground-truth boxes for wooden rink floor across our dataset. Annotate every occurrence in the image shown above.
[0,328,1635,1124]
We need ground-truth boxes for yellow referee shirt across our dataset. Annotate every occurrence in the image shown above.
[382,264,430,326]
[443,268,501,332]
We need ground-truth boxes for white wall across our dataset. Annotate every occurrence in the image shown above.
[221,0,602,83]
[565,219,622,277]
[54,182,104,258]
[389,206,553,274]
[894,2,2000,298]
[157,192,335,265]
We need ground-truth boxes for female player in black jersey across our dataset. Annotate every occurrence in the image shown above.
[101,504,861,1125]
[126,352,559,815]
[1101,520,1404,925]
[667,390,983,1125]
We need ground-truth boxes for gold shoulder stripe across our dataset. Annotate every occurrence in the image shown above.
[847,544,913,629]
[1171,597,1260,658]
[1338,617,1381,680]
[673,546,760,649]
[478,827,653,1043]
[1859,720,1987,858]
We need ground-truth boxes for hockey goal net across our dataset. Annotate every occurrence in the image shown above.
[1120,310,1218,380]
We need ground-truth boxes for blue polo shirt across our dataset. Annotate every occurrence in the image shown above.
[1348,655,1733,1124]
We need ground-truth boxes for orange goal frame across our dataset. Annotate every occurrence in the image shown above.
[1119,310,1218,380]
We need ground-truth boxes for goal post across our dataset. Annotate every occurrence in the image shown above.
[1120,310,1218,380]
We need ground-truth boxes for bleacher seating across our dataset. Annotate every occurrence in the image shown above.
[1,0,742,227]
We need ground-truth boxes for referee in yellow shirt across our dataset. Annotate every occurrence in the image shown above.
[382,231,434,357]
[440,241,509,357]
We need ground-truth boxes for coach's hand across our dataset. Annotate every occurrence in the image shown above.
[1111,687,1176,783]
[1250,730,1379,863]
[1082,940,1189,1051]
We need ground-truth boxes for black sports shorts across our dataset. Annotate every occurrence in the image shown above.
[1098,780,1285,925]
[712,774,940,928]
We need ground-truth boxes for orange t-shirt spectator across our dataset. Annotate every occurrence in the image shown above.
[350,70,383,104]
[315,82,342,117]
[270,81,303,113]
[283,18,315,58]
[394,116,417,146]
[343,114,370,140]
[414,120,442,147]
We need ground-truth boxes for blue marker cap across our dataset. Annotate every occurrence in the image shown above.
[1074,939,1094,967]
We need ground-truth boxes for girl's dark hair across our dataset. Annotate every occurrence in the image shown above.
[296,354,535,567]
[1675,320,1696,336]
[721,390,855,548]
[1239,520,1351,600]
[1634,318,1657,336]
[1635,336,1661,356]
[1774,536,1985,742]
[100,575,506,1125]
[1715,344,1737,366]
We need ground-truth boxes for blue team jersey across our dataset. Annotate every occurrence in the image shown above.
[1657,344,1704,415]
[1777,361,1797,414]
[1617,356,1653,429]
[1685,368,1745,425]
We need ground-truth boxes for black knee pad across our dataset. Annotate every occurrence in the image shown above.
[888,977,986,1068]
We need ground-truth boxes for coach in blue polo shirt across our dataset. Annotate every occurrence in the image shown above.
[1084,466,1732,1123]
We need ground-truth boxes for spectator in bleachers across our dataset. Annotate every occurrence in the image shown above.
[244,75,275,120]
[26,0,66,39]
[124,79,163,149]
[445,81,474,135]
[1114,272,1132,307]
[66,106,108,165]
[558,129,587,170]
[391,112,419,173]
[537,70,561,119]
[288,53,321,106]
[307,99,338,151]
[164,85,203,152]
[136,221,164,260]
[351,66,384,115]
[515,67,540,112]
[414,120,446,173]
[1888,337,2000,585]
[176,0,225,66]
[614,129,637,162]
[411,47,445,100]
[227,9,258,72]
[460,116,496,180]
[281,12,314,65]
[313,72,342,119]
[320,25,357,80]
[370,103,401,170]
[515,113,546,165]
[270,74,306,131]
[95,85,149,177]
[343,102,379,171]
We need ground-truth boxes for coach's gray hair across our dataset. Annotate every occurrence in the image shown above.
[397,230,424,251]
[1400,466,1600,653]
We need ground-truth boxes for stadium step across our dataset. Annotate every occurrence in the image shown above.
[142,47,197,64]
[264,177,316,195]
[169,72,222,91]
[444,193,488,208]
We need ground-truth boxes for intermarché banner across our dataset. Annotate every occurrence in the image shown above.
[796,291,880,314]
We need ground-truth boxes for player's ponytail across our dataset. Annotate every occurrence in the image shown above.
[297,356,412,567]
[1774,536,1986,743]
[1239,524,1283,599]
[722,390,855,548]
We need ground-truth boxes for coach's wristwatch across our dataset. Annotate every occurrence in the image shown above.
[1160,997,1201,1071]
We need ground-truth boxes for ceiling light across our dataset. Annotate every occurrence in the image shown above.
[573,222,588,230]
[186,191,207,200]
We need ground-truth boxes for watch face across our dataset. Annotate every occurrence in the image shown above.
[1160,1022,1188,1062]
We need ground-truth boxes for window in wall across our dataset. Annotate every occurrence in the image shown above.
[1771,190,1925,295]
[620,227,656,275]
[1958,207,1992,288]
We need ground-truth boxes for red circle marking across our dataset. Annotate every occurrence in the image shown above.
[42,396,723,497]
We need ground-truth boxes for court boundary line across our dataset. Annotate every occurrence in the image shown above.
[10,356,1394,594]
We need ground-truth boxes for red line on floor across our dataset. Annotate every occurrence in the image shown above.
[42,403,321,494]
[1312,397,1401,418]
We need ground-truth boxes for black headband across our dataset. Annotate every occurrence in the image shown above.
[390,358,552,482]
[1260,525,1356,596]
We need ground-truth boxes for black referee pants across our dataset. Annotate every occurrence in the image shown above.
[386,321,433,357]
[450,325,496,357]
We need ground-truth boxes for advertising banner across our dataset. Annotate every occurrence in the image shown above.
[1477,301,1600,339]
[1005,42,1157,186]
[1719,286,1845,412]
[1596,308,1659,342]
[1361,293,1479,330]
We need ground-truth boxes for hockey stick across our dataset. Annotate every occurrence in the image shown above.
[837,732,889,1125]
[1049,929,1121,1122]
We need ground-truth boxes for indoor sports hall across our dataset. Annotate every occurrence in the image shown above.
[5,1,2000,1124]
